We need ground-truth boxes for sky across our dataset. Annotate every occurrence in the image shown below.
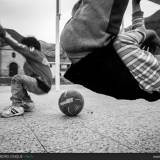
[0,0,159,43]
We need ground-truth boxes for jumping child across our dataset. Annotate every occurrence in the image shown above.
[0,26,53,117]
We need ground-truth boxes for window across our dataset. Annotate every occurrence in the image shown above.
[12,52,16,58]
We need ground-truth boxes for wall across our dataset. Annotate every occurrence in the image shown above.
[0,46,25,77]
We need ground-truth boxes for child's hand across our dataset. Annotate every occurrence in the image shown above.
[0,25,6,38]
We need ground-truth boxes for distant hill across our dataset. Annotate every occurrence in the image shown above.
[40,40,55,51]
[39,40,55,57]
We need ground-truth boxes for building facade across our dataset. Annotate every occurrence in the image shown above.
[0,45,25,77]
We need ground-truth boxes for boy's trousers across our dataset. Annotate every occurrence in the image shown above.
[10,74,45,106]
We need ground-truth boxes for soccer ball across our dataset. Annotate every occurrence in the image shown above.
[58,90,84,117]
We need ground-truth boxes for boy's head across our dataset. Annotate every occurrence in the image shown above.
[21,36,41,51]
[141,29,160,54]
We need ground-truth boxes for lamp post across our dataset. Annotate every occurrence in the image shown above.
[55,0,61,90]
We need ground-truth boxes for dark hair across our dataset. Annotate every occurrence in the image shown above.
[21,37,41,51]
[140,29,160,54]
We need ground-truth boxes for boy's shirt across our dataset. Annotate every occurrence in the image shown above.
[4,32,53,90]
[60,0,129,63]
[114,11,160,93]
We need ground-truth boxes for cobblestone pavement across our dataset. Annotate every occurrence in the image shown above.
[0,85,160,154]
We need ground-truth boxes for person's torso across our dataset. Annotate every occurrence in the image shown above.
[23,55,53,88]
[60,0,129,63]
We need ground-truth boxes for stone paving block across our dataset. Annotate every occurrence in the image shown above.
[22,87,160,153]
[80,99,160,153]
[111,109,160,153]
[0,116,25,132]
[23,108,87,130]
[59,137,137,153]
[1,85,160,153]
[0,125,45,153]
[0,115,45,153]
[23,115,102,152]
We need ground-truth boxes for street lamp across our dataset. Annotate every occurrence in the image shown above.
[55,0,61,90]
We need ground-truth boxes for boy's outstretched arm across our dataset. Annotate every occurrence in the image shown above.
[0,25,42,63]
[113,0,160,93]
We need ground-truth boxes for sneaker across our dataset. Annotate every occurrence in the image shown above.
[21,102,35,112]
[1,106,24,118]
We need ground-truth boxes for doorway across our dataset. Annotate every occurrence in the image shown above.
[9,62,18,77]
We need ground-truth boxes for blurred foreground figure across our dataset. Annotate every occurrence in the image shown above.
[61,0,160,101]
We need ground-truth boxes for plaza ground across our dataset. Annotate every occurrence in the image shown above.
[0,84,160,155]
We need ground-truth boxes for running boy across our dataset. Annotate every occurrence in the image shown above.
[0,26,53,117]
